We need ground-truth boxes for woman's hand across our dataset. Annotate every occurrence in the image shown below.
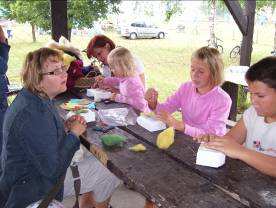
[145,88,158,110]
[65,115,87,137]
[203,137,246,159]
[156,110,184,131]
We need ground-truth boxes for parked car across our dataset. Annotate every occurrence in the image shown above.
[120,22,167,40]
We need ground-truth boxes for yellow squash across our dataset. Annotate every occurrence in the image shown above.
[156,127,175,149]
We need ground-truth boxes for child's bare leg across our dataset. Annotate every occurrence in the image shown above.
[79,192,95,208]
[94,197,111,208]
[79,192,111,208]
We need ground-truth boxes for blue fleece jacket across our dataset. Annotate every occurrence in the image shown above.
[0,88,80,208]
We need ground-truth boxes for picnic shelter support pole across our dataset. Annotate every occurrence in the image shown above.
[240,1,256,66]
[222,0,256,121]
[50,0,68,42]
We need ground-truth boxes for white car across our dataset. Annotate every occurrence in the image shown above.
[120,22,167,40]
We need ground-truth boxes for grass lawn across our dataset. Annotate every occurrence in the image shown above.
[6,21,275,109]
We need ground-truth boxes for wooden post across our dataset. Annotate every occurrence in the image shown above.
[240,1,256,66]
[222,0,256,121]
[50,0,68,42]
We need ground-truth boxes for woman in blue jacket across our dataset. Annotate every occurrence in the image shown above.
[0,25,10,154]
[0,47,120,208]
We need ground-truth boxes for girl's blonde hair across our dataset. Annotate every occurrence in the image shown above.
[107,47,136,77]
[21,47,63,96]
[192,46,224,86]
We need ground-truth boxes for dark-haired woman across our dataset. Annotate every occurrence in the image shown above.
[86,34,145,86]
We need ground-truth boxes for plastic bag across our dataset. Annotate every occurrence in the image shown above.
[98,107,137,126]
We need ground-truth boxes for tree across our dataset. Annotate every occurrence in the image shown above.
[205,0,276,50]
[0,0,120,42]
[208,0,216,47]
[0,0,50,42]
[164,1,182,22]
[255,0,276,52]
[67,0,119,35]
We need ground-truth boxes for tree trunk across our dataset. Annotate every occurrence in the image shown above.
[134,1,140,18]
[209,0,216,47]
[274,23,276,51]
[31,23,36,42]
[68,28,71,41]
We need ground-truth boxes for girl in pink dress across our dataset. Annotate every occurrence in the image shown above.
[95,47,150,113]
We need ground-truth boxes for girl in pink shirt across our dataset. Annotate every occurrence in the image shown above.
[146,46,232,137]
[95,47,150,113]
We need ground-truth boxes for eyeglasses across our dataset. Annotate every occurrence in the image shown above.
[41,66,68,76]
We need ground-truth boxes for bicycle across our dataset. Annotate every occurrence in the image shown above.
[230,45,241,59]
[207,36,224,54]
[271,49,276,56]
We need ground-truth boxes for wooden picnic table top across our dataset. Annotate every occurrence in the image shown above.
[92,96,276,208]
[55,89,276,208]
[84,126,245,208]
[123,125,276,208]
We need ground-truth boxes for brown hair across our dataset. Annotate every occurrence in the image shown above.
[192,46,224,86]
[107,47,136,77]
[246,56,276,89]
[86,35,116,59]
[21,47,63,96]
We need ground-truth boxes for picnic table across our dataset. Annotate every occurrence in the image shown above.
[54,89,276,208]
[7,84,22,96]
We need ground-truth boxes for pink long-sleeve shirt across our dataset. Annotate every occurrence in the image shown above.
[103,76,150,113]
[156,82,232,137]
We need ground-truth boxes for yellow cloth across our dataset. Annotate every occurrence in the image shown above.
[63,53,76,68]
[129,144,146,152]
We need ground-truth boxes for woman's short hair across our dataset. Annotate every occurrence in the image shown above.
[21,47,63,96]
[192,46,224,86]
[107,47,136,77]
[86,35,116,59]
[245,56,276,89]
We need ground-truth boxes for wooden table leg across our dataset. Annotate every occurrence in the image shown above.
[144,200,157,208]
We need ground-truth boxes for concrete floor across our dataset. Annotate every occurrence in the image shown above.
[62,184,146,208]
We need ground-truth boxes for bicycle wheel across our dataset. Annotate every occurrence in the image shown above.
[217,45,223,54]
[230,46,240,59]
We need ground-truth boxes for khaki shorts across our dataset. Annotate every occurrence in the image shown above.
[63,154,121,202]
